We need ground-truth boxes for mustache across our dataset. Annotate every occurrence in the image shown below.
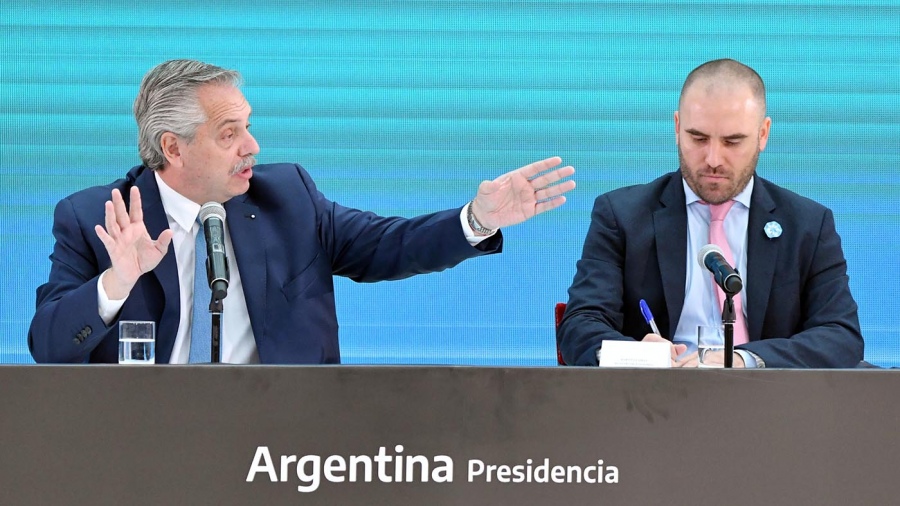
[230,155,256,176]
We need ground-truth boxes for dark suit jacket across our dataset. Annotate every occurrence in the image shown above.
[29,164,502,364]
[558,171,863,368]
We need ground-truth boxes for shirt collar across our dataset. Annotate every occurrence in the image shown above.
[683,175,754,209]
[154,171,202,231]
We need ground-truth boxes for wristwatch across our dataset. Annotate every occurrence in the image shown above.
[466,201,497,235]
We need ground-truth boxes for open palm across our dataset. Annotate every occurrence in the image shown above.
[470,157,575,230]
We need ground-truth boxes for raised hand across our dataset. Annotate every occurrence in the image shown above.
[469,156,575,231]
[94,186,173,300]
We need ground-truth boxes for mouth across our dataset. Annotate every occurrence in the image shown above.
[231,156,256,179]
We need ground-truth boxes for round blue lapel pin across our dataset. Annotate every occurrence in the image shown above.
[764,221,782,239]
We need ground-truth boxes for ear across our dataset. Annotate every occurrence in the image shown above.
[674,111,681,146]
[160,132,183,168]
[758,117,772,151]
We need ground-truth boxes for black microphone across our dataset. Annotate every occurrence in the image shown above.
[697,244,742,295]
[198,202,230,302]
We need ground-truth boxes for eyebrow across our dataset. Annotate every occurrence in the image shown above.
[685,128,748,141]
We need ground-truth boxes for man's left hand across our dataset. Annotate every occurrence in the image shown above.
[470,156,575,230]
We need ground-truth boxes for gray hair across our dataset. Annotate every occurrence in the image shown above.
[134,59,242,170]
[679,59,767,116]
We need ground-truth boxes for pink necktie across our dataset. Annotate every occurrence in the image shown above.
[708,201,749,345]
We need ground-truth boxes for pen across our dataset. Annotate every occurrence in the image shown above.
[639,299,662,336]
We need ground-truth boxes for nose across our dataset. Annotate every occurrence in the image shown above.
[705,141,722,169]
[243,132,260,156]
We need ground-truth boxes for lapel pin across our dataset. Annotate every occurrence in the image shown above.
[764,221,782,239]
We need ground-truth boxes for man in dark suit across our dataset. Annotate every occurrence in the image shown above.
[558,59,863,368]
[29,59,575,364]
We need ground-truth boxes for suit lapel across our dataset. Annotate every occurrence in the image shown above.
[745,178,779,342]
[654,174,688,336]
[224,197,267,342]
[133,168,180,363]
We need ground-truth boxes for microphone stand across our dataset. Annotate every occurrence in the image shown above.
[208,292,224,363]
[721,294,735,368]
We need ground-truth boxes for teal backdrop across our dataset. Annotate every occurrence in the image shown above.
[2,1,898,365]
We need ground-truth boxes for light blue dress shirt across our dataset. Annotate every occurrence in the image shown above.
[673,177,758,367]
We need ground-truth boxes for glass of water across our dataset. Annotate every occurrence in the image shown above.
[697,325,725,368]
[119,321,156,364]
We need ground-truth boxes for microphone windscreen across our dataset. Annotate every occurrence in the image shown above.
[199,202,226,223]
[697,244,724,269]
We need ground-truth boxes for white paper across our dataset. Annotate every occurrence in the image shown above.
[597,341,671,368]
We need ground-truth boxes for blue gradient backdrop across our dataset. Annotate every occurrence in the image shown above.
[2,1,898,365]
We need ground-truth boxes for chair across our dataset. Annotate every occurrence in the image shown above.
[554,302,567,365]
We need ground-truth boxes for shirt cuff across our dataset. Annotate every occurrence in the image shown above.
[735,349,760,368]
[97,270,127,326]
[459,206,496,246]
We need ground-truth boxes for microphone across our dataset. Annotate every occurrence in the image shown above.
[198,202,230,302]
[697,244,742,295]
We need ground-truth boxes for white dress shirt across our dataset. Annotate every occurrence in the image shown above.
[97,172,490,363]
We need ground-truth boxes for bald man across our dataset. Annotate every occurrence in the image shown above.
[558,59,863,368]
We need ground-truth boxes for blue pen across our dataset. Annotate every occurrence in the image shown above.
[639,299,662,336]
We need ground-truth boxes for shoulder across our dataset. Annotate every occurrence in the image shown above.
[246,163,318,195]
[56,166,144,220]
[755,176,831,218]
[596,171,680,210]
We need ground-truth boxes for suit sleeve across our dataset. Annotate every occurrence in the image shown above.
[557,194,636,365]
[740,208,864,368]
[297,165,503,282]
[29,197,115,363]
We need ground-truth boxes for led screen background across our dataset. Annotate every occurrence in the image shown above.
[2,1,897,365]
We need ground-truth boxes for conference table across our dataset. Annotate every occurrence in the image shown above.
[0,366,897,505]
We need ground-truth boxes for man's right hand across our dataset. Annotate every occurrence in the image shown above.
[641,333,688,367]
[95,186,173,300]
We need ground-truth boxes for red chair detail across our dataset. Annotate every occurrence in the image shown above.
[555,302,567,365]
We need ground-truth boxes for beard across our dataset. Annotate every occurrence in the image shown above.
[678,146,758,205]
[230,154,256,176]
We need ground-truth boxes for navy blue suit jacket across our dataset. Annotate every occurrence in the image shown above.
[29,164,501,364]
[558,171,863,368]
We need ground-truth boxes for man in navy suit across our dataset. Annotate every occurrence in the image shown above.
[558,59,863,368]
[29,59,575,364]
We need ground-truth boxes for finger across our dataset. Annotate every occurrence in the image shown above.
[95,224,114,250]
[515,156,563,180]
[477,178,498,196]
[676,355,699,368]
[535,179,576,201]
[528,165,575,188]
[129,186,143,224]
[111,188,130,231]
[533,196,567,215]
[154,229,174,254]
[104,200,119,239]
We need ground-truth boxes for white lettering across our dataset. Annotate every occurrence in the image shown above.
[374,446,392,483]
[605,465,619,483]
[349,455,372,482]
[246,446,278,482]
[280,454,297,482]
[584,465,595,483]
[406,455,430,481]
[551,466,565,483]
[296,455,321,493]
[323,455,346,482]
[432,456,453,483]
[468,459,484,482]
[535,459,549,483]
